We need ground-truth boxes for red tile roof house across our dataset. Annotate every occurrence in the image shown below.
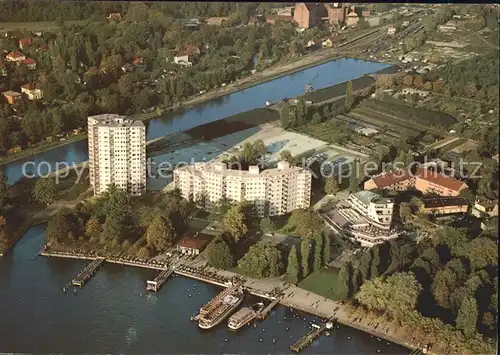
[415,167,468,196]
[18,38,32,50]
[363,169,415,191]
[175,233,213,255]
[20,58,37,70]
[182,45,201,56]
[6,51,26,62]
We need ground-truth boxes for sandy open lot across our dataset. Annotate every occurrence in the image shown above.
[148,124,363,191]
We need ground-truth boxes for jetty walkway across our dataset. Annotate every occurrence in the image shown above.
[71,257,105,287]
[146,267,175,292]
[290,316,337,353]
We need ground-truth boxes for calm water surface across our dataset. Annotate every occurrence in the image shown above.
[0,226,409,353]
[3,58,389,185]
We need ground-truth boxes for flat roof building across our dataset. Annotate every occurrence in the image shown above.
[324,190,399,248]
[421,197,468,215]
[173,161,312,217]
[87,114,146,196]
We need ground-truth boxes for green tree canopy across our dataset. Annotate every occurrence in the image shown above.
[355,272,423,322]
[237,241,282,278]
[285,245,300,284]
[205,236,234,269]
[32,177,57,205]
[145,214,175,252]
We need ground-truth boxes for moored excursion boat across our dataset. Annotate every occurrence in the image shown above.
[199,288,244,330]
[227,302,265,331]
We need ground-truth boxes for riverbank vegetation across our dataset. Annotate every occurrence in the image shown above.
[302,226,497,354]
[43,186,195,258]
[0,1,332,159]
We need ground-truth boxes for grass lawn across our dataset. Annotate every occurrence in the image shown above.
[299,267,345,301]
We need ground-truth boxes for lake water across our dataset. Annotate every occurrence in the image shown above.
[3,57,390,185]
[0,225,409,353]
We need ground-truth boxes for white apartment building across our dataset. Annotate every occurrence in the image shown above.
[87,114,146,196]
[324,190,399,247]
[173,161,312,217]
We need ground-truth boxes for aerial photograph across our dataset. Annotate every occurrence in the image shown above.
[0,1,498,354]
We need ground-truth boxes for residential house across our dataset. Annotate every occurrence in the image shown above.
[107,13,122,21]
[363,169,415,191]
[472,199,499,218]
[132,56,145,70]
[306,40,316,48]
[179,18,200,28]
[492,154,499,162]
[421,197,468,215]
[6,51,26,62]
[175,233,213,255]
[21,58,36,70]
[18,38,32,50]
[322,36,340,48]
[346,11,359,27]
[205,17,228,26]
[327,3,347,25]
[2,91,23,105]
[294,3,327,29]
[173,54,193,66]
[415,167,468,196]
[0,62,7,76]
[21,82,43,100]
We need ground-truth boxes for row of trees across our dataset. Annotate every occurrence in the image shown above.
[285,233,331,284]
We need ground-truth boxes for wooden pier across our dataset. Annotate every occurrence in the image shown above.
[146,267,174,292]
[71,258,105,287]
[290,317,337,353]
[257,297,281,320]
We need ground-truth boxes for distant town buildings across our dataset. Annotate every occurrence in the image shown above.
[87,114,146,196]
[294,3,327,29]
[173,161,312,217]
[1,90,23,105]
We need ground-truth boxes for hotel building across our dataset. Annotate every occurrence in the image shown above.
[87,114,146,196]
[324,190,399,248]
[173,161,312,217]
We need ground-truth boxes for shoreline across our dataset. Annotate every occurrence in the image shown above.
[39,249,422,354]
[0,51,392,168]
[0,134,87,168]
